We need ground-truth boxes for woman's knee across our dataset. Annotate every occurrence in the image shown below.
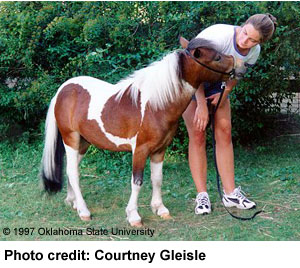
[215,121,232,144]
[189,129,206,145]
[183,101,206,146]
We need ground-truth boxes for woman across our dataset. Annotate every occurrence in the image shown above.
[183,14,277,215]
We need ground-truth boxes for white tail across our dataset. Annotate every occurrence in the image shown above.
[41,95,65,192]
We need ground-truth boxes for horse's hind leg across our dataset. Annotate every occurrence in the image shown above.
[65,138,90,211]
[150,151,171,219]
[65,179,76,209]
[64,134,91,221]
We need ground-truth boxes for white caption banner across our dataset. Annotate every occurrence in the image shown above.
[0,241,299,268]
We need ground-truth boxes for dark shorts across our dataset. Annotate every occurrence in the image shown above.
[191,82,225,101]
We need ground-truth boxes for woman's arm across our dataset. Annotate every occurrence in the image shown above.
[193,83,209,131]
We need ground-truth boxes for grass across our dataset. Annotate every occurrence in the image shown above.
[0,127,299,241]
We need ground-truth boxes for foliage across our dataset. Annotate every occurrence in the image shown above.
[0,1,299,148]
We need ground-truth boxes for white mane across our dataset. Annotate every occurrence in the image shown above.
[114,51,183,110]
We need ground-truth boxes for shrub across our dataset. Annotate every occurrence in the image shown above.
[0,1,299,150]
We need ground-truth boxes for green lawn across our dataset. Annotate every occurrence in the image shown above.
[0,132,299,241]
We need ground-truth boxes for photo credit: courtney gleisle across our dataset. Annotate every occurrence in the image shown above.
[94,249,206,263]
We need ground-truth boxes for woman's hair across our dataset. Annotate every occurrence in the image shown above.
[244,13,277,43]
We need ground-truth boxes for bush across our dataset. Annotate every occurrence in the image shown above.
[0,1,299,150]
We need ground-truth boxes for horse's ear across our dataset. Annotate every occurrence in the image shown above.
[179,36,189,49]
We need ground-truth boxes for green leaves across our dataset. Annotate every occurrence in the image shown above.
[0,1,299,145]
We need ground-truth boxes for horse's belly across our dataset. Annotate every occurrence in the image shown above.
[79,121,132,152]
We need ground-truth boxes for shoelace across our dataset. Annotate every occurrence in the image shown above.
[233,186,248,201]
[197,195,209,206]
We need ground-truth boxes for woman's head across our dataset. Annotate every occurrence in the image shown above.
[244,13,277,43]
[236,13,277,50]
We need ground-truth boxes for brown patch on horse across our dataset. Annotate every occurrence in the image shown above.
[55,84,80,149]
[55,83,131,152]
[101,86,142,138]
[134,97,189,158]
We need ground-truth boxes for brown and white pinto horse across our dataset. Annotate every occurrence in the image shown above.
[41,37,239,227]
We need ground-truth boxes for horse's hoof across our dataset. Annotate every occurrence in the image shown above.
[130,221,143,228]
[160,213,172,220]
[80,216,91,221]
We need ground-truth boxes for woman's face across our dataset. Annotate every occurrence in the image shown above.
[236,23,261,49]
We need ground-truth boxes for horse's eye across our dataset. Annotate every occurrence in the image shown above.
[215,55,221,62]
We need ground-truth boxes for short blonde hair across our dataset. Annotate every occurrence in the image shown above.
[245,13,277,43]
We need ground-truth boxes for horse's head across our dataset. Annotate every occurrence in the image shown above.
[179,36,236,89]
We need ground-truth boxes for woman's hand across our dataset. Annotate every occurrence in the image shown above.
[193,103,209,132]
[206,80,237,108]
[206,93,221,106]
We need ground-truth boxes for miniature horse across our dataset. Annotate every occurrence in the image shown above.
[41,37,239,227]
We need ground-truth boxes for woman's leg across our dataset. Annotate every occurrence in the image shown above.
[214,98,235,194]
[213,98,256,209]
[183,100,207,193]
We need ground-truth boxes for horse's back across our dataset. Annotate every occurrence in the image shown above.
[58,76,115,96]
[56,75,120,122]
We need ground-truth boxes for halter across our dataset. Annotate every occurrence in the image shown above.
[185,49,236,79]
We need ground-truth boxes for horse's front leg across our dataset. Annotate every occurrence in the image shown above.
[150,152,171,219]
[126,147,148,227]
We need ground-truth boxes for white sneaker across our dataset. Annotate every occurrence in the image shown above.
[195,192,211,215]
[222,186,256,209]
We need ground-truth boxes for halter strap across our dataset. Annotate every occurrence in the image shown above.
[185,49,236,79]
